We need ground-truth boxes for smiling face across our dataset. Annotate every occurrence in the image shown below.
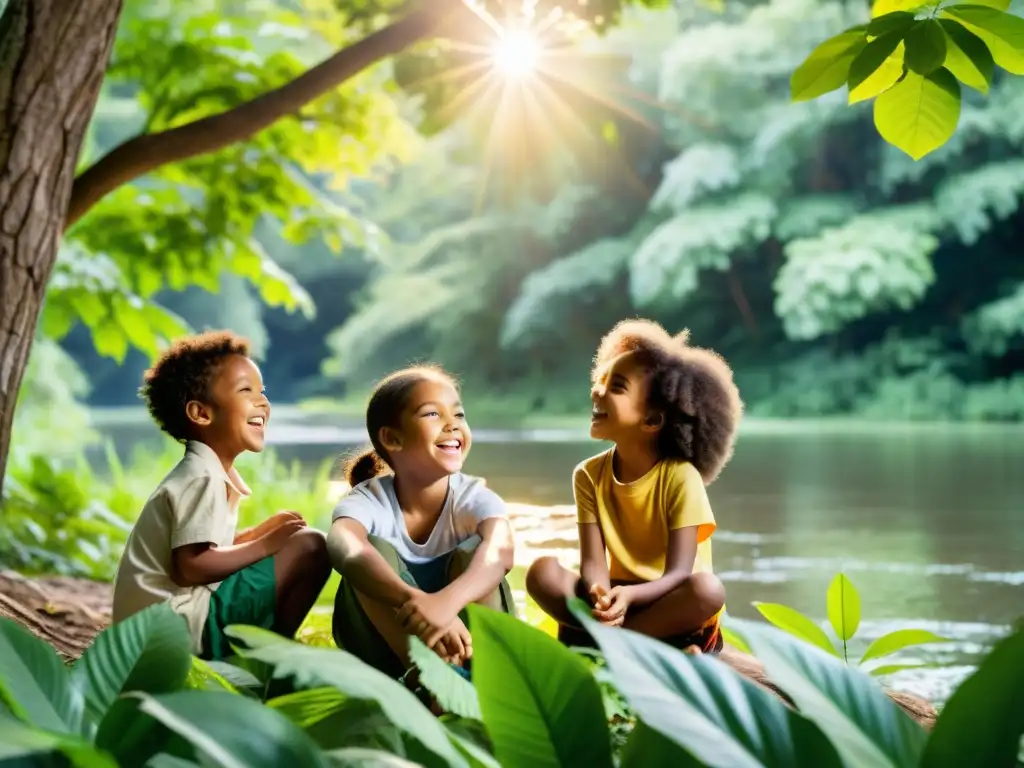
[187,354,271,461]
[381,376,471,482]
[589,352,655,443]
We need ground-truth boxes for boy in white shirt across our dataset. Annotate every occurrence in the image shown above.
[112,330,330,658]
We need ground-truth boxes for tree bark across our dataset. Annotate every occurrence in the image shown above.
[65,2,460,229]
[0,0,122,497]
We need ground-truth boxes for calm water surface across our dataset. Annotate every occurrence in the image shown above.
[104,415,1024,704]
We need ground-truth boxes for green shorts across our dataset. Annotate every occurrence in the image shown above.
[201,556,277,660]
[332,536,516,679]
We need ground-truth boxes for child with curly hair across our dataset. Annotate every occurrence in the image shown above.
[327,365,516,680]
[526,319,742,652]
[112,331,330,659]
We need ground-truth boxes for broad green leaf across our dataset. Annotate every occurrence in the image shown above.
[200,660,262,691]
[267,687,346,729]
[71,603,192,735]
[114,691,327,768]
[447,729,502,768]
[225,626,467,768]
[0,617,81,733]
[860,629,949,663]
[939,19,995,90]
[731,618,928,768]
[468,604,613,768]
[721,623,752,654]
[619,722,704,767]
[874,68,961,159]
[941,6,1024,74]
[872,0,927,16]
[869,663,938,676]
[570,600,844,768]
[407,637,481,720]
[0,712,116,766]
[868,11,918,37]
[324,748,421,767]
[40,301,78,340]
[751,603,839,656]
[905,19,948,73]
[91,319,129,363]
[848,35,906,103]
[826,573,861,644]
[919,624,1024,767]
[943,0,1010,9]
[791,27,869,101]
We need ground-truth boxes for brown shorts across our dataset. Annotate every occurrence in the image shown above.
[557,577,724,654]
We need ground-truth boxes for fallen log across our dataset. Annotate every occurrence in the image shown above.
[0,572,937,728]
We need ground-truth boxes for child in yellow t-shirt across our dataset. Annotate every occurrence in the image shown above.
[526,319,743,652]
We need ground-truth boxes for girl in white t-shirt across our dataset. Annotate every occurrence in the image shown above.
[327,365,516,680]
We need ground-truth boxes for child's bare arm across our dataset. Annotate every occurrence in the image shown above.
[171,519,304,587]
[234,511,304,544]
[579,522,611,601]
[326,517,417,608]
[438,517,515,612]
[623,526,698,608]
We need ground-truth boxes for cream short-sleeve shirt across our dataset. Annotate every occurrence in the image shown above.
[112,440,251,652]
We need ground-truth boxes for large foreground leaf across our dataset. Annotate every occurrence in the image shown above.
[570,601,842,768]
[942,5,1024,74]
[918,623,1024,767]
[226,625,466,768]
[0,712,116,767]
[874,68,961,160]
[791,27,869,101]
[408,636,481,720]
[468,604,613,768]
[71,603,192,733]
[940,19,995,92]
[0,617,81,733]
[730,618,927,768]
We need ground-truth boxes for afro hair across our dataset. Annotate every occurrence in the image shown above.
[139,330,251,443]
[594,318,743,485]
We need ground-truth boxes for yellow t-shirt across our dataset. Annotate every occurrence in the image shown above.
[573,449,716,583]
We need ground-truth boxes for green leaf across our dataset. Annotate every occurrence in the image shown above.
[874,68,961,160]
[905,19,948,74]
[872,0,928,16]
[0,617,81,733]
[860,629,949,663]
[751,603,839,656]
[848,34,906,103]
[868,11,918,37]
[324,748,421,767]
[941,6,1024,74]
[71,603,192,735]
[791,27,869,101]
[619,722,705,767]
[109,691,328,768]
[730,618,928,768]
[944,0,1010,9]
[919,624,1024,767]
[407,636,481,720]
[0,712,117,766]
[468,604,613,768]
[568,601,842,767]
[868,663,938,676]
[91,319,129,363]
[40,300,78,340]
[825,573,861,644]
[939,19,995,91]
[266,687,346,729]
[721,623,752,654]
[225,626,467,768]
[200,660,262,691]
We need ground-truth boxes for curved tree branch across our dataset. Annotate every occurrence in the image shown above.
[65,3,458,229]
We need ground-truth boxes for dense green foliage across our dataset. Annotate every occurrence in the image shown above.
[2,600,1023,767]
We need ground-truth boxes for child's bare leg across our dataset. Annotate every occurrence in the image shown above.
[525,556,583,625]
[624,572,725,639]
[352,591,411,662]
[447,546,505,612]
[272,528,331,637]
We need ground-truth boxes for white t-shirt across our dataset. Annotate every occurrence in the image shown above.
[332,473,506,564]
[112,440,250,652]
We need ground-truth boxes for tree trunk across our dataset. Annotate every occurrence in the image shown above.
[0,0,122,497]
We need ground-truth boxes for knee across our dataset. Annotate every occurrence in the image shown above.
[687,572,726,616]
[286,528,330,573]
[525,556,562,598]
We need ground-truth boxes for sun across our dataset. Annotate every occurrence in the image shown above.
[491,29,541,79]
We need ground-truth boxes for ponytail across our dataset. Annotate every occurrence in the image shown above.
[344,448,389,487]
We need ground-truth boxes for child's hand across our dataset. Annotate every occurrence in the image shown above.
[397,591,459,647]
[432,618,472,665]
[236,511,305,545]
[260,517,306,556]
[592,585,632,626]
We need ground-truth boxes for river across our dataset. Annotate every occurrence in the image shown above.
[100,411,1024,705]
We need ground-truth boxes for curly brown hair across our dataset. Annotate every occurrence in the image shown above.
[594,319,743,485]
[140,330,251,443]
